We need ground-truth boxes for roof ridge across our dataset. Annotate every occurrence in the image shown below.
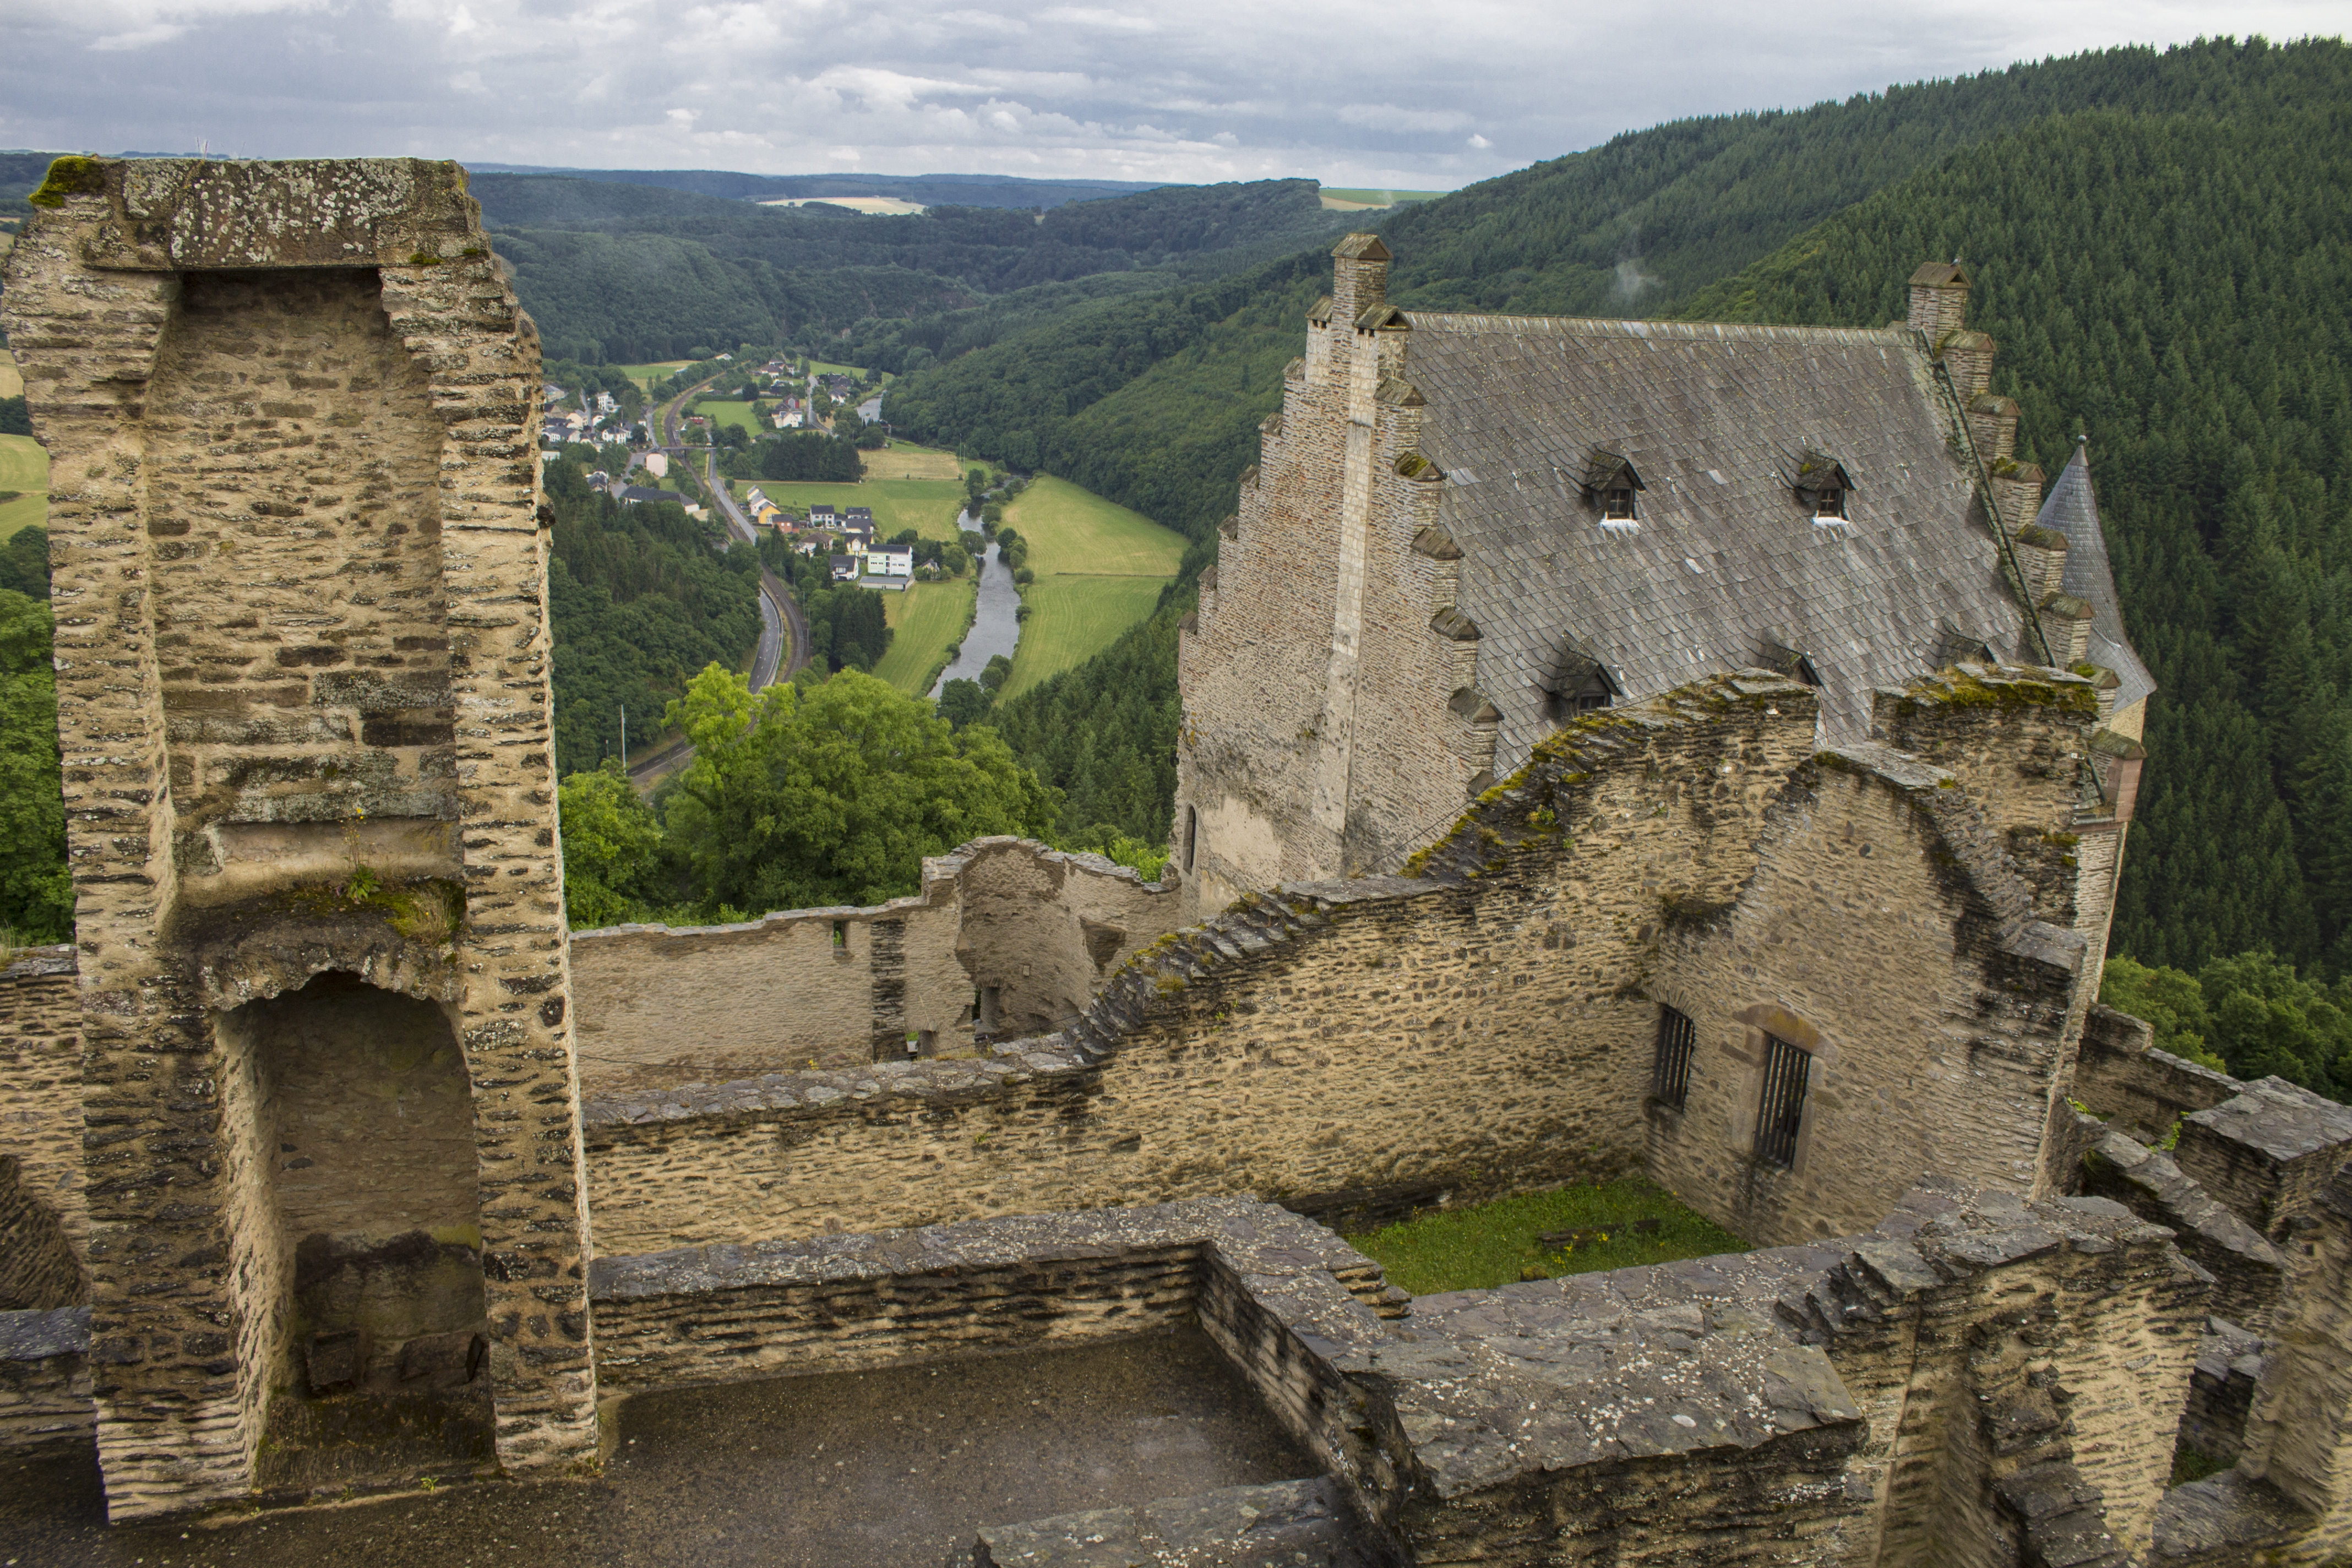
[1401,311,1912,345]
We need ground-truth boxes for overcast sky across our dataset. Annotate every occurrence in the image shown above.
[2,0,2346,189]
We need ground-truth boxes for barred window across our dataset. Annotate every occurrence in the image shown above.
[1653,1006,1695,1109]
[1755,1034,1811,1169]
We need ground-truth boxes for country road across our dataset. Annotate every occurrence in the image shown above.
[623,370,809,791]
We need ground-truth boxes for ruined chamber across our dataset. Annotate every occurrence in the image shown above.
[1,157,595,1518]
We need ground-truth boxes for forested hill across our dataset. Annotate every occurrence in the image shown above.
[1673,79,2352,979]
[885,38,2346,544]
[477,175,1355,363]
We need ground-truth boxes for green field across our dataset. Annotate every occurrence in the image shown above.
[1320,187,1448,209]
[999,475,1185,699]
[731,476,968,542]
[0,347,21,399]
[0,435,47,542]
[697,400,765,438]
[611,360,692,395]
[872,578,977,695]
[1352,1180,1748,1297]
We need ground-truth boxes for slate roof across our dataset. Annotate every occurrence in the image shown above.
[2038,440,2156,711]
[1402,312,2029,756]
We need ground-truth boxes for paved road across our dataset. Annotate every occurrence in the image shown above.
[623,374,810,791]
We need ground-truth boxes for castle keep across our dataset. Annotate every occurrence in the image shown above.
[5,165,2352,1568]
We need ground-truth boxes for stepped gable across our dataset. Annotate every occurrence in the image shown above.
[1399,309,2026,752]
[2038,439,2156,709]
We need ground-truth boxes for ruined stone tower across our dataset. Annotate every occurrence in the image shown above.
[1,157,593,1516]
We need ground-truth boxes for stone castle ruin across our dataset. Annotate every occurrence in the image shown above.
[2,162,2350,1567]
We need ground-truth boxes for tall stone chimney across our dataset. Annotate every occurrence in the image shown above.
[1,156,596,1518]
[1908,261,1969,340]
[1331,232,1392,325]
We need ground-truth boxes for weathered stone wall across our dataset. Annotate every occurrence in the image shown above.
[952,837,1177,1039]
[570,886,969,1092]
[0,1306,94,1458]
[581,671,2100,1262]
[1654,729,2087,1248]
[0,951,84,1288]
[2071,1003,2242,1146]
[2,155,596,1517]
[567,837,1178,1096]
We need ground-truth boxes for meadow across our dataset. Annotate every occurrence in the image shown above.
[0,435,47,542]
[611,360,691,396]
[999,475,1185,700]
[730,476,968,542]
[863,442,965,482]
[697,400,765,438]
[872,577,978,696]
[0,347,21,399]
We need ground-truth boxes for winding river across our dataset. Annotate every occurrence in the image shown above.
[928,518,1023,698]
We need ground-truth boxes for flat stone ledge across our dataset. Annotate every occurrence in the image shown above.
[580,1034,1088,1128]
[0,1305,91,1360]
[953,1476,1368,1567]
[588,1197,1381,1304]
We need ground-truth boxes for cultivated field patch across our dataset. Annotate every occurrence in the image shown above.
[874,576,978,695]
[999,476,1184,699]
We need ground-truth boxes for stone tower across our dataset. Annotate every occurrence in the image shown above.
[1,157,594,1516]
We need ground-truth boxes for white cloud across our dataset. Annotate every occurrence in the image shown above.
[1,0,2342,189]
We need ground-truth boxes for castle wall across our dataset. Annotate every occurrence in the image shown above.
[1653,747,2086,1248]
[578,671,2099,1263]
[567,838,1178,1097]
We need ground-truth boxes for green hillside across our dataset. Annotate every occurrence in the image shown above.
[1674,84,2352,983]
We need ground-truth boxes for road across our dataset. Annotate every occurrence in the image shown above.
[623,371,811,792]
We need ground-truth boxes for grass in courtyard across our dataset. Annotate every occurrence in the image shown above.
[1351,1179,1749,1298]
[730,476,968,542]
[999,475,1184,699]
[873,578,979,695]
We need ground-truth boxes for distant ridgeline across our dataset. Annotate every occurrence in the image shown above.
[469,174,1359,363]
[888,37,2352,1010]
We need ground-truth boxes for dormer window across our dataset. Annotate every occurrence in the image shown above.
[1792,449,1856,525]
[1582,449,1645,530]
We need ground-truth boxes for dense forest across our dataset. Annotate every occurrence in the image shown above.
[543,456,763,774]
[476,175,1356,364]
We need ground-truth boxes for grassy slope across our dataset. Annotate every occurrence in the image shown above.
[0,347,20,399]
[873,577,979,695]
[0,435,46,541]
[1001,475,1185,699]
[730,476,967,541]
[1353,1180,1749,1296]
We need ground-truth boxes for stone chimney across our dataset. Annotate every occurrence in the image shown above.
[2011,521,2070,602]
[1908,262,1969,339]
[1967,393,2019,462]
[1991,460,2045,536]
[1942,330,1997,403]
[2042,594,2096,666]
[1331,233,1391,325]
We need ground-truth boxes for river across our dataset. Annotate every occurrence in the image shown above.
[928,521,1022,698]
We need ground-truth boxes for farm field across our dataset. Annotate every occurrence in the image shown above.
[865,442,964,482]
[611,360,692,395]
[697,400,764,438]
[0,347,21,399]
[1319,187,1447,210]
[873,577,977,695]
[999,475,1184,699]
[730,476,967,542]
[0,435,47,541]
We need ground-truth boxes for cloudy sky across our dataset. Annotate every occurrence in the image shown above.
[2,0,2346,189]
